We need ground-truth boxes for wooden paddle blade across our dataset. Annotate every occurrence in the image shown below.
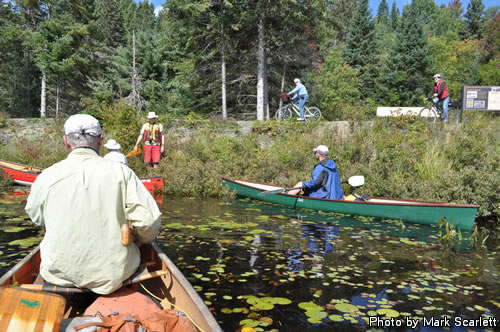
[126,147,142,158]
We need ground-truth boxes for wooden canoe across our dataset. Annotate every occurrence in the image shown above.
[0,159,163,193]
[0,242,222,332]
[221,177,479,231]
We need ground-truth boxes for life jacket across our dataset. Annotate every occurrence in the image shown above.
[433,81,449,100]
[143,123,161,143]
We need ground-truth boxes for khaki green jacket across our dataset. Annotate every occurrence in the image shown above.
[26,148,161,294]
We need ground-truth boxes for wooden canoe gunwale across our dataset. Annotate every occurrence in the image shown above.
[0,159,43,174]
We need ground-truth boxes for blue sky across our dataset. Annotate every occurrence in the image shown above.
[136,0,498,13]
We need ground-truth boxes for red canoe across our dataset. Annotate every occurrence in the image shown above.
[0,159,163,193]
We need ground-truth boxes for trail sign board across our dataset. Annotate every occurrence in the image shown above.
[462,86,500,111]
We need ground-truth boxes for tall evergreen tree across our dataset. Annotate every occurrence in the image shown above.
[390,1,399,31]
[377,0,389,25]
[30,0,100,117]
[463,0,485,39]
[381,2,433,106]
[332,0,357,42]
[448,0,463,19]
[94,0,125,48]
[343,0,378,99]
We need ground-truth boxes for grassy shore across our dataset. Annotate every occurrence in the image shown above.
[1,109,498,232]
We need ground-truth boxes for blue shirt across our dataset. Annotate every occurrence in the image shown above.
[288,83,308,97]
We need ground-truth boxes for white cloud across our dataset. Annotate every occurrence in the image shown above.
[154,5,163,16]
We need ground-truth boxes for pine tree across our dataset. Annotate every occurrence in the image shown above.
[463,0,485,39]
[343,0,378,99]
[94,0,125,48]
[390,1,399,31]
[382,3,433,106]
[377,0,389,25]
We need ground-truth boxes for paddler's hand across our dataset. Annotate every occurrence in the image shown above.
[160,145,165,154]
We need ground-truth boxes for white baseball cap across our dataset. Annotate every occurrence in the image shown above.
[104,139,121,150]
[64,114,102,136]
[313,145,329,154]
[433,74,441,79]
[147,111,158,119]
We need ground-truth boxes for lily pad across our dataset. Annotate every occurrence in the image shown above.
[250,302,274,311]
[376,309,400,318]
[8,237,41,247]
[240,319,260,328]
[329,314,344,322]
[298,302,323,311]
[335,303,358,313]
[259,317,273,325]
[4,227,26,233]
[272,297,292,305]
[305,310,327,319]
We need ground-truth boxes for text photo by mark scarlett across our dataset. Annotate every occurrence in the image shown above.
[369,316,497,329]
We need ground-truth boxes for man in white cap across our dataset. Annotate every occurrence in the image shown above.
[104,138,128,166]
[25,114,161,295]
[134,111,165,168]
[429,74,450,122]
[288,145,344,200]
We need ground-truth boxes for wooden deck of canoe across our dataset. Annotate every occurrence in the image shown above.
[0,242,222,332]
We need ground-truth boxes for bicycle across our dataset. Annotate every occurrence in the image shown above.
[419,97,461,124]
[275,93,322,122]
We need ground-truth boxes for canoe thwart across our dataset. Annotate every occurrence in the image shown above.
[20,265,169,295]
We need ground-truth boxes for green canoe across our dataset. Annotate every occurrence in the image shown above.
[221,177,479,231]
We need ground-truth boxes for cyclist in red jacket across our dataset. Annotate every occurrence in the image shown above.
[429,74,450,122]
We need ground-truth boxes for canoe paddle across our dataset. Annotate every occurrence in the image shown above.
[258,186,304,196]
[258,175,365,197]
[126,146,143,158]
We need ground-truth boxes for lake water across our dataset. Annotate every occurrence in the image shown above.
[0,189,498,331]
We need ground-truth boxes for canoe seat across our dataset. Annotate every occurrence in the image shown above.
[0,286,66,332]
[20,264,169,295]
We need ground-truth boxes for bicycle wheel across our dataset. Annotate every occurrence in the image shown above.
[276,106,292,121]
[419,107,437,123]
[305,107,322,122]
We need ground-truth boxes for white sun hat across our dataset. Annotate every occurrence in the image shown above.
[147,111,158,119]
[64,114,102,136]
[104,139,121,150]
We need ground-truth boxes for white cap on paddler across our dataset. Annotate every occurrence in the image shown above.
[64,114,102,136]
[313,145,329,155]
